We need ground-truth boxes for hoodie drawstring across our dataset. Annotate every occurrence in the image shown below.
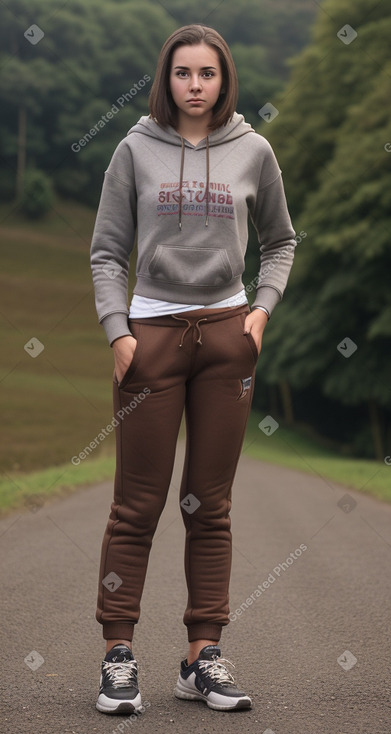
[178,137,185,231]
[205,135,209,227]
[171,315,208,347]
[178,135,209,230]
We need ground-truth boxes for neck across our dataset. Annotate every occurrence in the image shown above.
[175,112,211,142]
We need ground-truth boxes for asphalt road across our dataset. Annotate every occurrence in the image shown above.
[1,440,390,734]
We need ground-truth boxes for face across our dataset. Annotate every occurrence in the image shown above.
[169,43,223,126]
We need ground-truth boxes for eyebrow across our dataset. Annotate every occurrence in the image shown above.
[174,65,217,70]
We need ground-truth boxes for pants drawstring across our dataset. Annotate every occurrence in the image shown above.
[171,315,208,347]
[195,317,208,345]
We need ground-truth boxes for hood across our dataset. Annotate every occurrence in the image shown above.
[127,111,254,147]
[127,112,255,229]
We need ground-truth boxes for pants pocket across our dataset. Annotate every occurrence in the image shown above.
[245,330,260,362]
[238,311,259,363]
[114,324,142,388]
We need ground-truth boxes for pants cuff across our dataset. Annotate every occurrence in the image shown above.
[102,622,135,641]
[187,623,223,643]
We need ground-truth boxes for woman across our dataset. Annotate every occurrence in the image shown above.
[90,23,296,715]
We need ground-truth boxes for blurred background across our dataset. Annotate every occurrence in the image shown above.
[1,0,390,512]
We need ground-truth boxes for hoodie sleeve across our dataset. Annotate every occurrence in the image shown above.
[248,139,296,317]
[90,139,137,346]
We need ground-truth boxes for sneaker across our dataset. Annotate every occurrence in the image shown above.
[174,644,252,711]
[96,644,142,715]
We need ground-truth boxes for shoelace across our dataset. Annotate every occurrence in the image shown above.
[198,656,236,686]
[102,660,138,689]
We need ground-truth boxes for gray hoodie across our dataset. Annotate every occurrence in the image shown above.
[90,111,296,345]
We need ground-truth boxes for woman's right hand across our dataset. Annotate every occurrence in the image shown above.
[112,335,138,383]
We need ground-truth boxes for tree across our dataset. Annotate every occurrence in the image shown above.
[0,0,175,204]
[257,0,391,458]
[0,0,317,204]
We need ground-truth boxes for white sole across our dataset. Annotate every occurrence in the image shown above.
[175,680,252,711]
[96,691,143,714]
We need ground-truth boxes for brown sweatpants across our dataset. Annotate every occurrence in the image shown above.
[96,302,259,643]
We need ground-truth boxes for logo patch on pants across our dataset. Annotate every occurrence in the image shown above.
[237,376,252,400]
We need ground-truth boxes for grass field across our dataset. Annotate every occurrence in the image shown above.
[243,412,391,503]
[0,199,135,472]
[1,410,389,518]
[1,200,389,517]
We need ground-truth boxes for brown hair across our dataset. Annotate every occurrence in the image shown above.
[148,24,238,132]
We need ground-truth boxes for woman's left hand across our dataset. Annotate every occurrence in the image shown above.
[243,308,268,355]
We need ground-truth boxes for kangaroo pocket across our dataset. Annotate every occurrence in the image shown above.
[146,245,234,287]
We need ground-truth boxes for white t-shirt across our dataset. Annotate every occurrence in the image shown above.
[129,288,248,318]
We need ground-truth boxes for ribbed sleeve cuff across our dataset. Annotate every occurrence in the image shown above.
[101,312,132,346]
[252,286,282,317]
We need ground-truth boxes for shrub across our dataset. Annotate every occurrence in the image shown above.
[20,169,54,219]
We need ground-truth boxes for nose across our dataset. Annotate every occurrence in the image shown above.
[189,74,202,92]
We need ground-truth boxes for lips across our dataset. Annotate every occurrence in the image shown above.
[187,99,203,103]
